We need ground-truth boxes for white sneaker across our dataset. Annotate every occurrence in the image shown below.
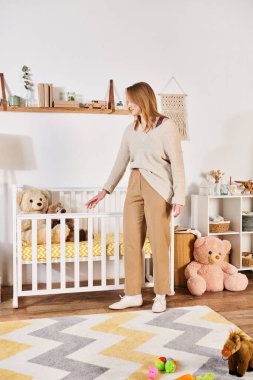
[152,294,167,313]
[109,294,143,310]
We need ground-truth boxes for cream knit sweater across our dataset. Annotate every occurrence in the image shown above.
[102,118,186,205]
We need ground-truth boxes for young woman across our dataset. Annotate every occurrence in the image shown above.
[86,82,185,313]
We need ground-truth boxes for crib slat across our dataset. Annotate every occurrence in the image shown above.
[108,194,113,233]
[105,196,110,231]
[93,191,99,233]
[32,219,38,292]
[88,217,93,287]
[82,190,87,210]
[13,187,18,307]
[101,191,106,212]
[60,191,64,206]
[17,220,22,293]
[60,219,66,290]
[74,218,80,288]
[114,217,120,286]
[71,191,76,212]
[101,218,106,287]
[82,191,88,230]
[46,219,52,290]
[66,192,71,212]
[115,191,120,212]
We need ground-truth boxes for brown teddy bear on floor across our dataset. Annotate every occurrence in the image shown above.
[222,330,253,377]
[17,188,53,244]
[48,202,88,243]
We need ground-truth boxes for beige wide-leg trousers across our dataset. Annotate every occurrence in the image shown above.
[123,168,172,296]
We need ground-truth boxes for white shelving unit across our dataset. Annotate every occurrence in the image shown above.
[191,195,253,272]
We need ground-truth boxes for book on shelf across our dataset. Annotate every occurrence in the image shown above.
[44,84,49,107]
[37,82,54,107]
[49,84,53,107]
[53,100,79,108]
[37,83,45,107]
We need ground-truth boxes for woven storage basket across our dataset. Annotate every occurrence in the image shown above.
[242,213,253,231]
[209,220,230,233]
[242,252,253,267]
[174,232,196,287]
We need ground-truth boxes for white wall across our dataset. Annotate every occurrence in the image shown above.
[0,0,253,285]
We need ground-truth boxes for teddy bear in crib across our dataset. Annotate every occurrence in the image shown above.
[48,202,88,243]
[17,189,70,245]
[184,236,248,296]
[222,330,253,377]
[17,188,50,244]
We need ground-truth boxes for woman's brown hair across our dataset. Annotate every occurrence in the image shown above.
[126,82,165,132]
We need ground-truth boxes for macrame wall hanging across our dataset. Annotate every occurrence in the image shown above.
[158,76,189,140]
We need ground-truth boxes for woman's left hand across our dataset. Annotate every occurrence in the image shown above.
[172,204,184,217]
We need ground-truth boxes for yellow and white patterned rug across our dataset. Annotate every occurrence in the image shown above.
[0,306,252,380]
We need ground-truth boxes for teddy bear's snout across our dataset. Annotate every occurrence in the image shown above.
[32,200,45,211]
[208,250,222,264]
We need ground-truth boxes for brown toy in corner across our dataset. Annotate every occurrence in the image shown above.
[48,202,89,243]
[221,330,253,377]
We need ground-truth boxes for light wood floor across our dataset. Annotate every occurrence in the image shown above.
[1,272,252,337]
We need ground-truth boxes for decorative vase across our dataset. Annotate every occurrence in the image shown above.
[25,89,30,107]
[220,183,229,196]
[25,90,37,107]
[214,182,221,196]
[199,180,209,196]
[208,180,215,196]
[8,95,21,106]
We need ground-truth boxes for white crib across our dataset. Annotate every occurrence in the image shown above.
[12,185,175,308]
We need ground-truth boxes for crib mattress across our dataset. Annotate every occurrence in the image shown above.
[21,233,152,262]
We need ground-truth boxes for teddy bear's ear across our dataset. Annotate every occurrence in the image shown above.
[223,240,231,254]
[40,190,50,199]
[40,190,52,205]
[194,237,206,248]
[17,191,23,206]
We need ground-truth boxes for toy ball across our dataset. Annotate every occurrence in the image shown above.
[159,356,167,363]
[165,359,176,373]
[147,365,158,379]
[196,374,216,380]
[155,359,165,371]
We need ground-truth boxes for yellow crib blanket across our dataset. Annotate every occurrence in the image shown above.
[21,233,152,262]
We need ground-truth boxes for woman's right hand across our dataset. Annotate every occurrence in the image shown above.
[85,189,109,209]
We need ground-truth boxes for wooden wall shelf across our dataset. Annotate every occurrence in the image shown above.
[0,106,130,115]
[0,75,130,115]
